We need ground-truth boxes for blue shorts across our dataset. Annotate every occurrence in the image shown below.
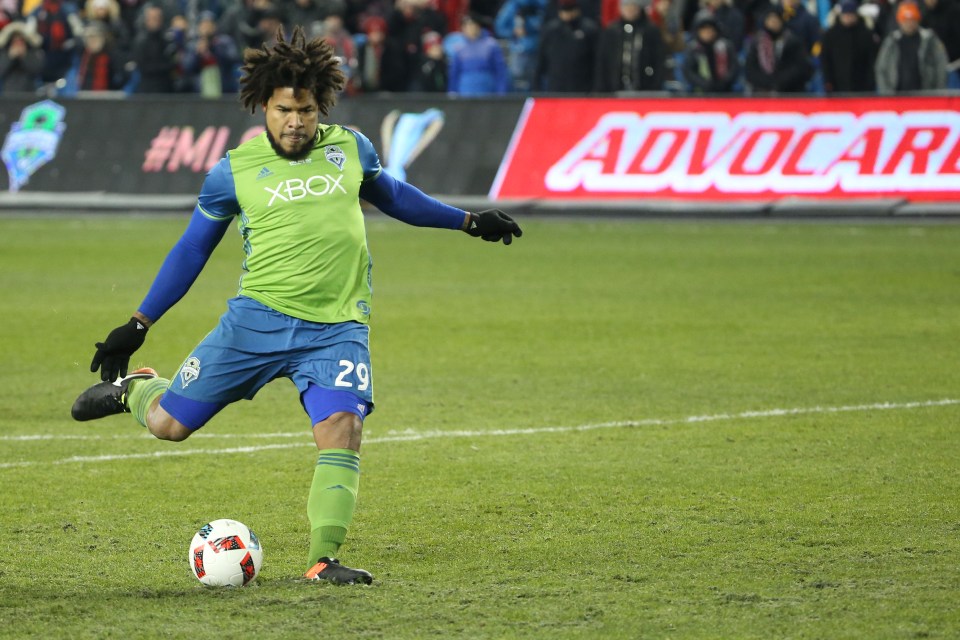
[159,296,374,430]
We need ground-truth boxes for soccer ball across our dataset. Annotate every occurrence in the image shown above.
[189,519,263,587]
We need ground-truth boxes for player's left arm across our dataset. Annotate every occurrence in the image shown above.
[348,128,522,245]
[88,159,237,381]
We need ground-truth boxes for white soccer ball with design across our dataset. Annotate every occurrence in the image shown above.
[189,519,263,587]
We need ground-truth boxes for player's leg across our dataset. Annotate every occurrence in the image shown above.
[71,367,162,423]
[72,365,227,441]
[128,379,212,442]
[73,297,278,441]
[292,321,374,584]
[302,391,372,585]
[307,402,364,562]
[141,404,194,441]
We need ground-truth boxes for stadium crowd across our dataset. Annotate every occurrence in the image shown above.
[0,0,957,96]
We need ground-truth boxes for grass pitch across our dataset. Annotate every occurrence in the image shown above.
[0,214,958,639]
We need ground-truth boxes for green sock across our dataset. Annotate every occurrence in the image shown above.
[126,377,169,428]
[307,449,360,564]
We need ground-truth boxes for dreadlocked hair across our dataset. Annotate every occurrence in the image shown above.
[239,25,346,115]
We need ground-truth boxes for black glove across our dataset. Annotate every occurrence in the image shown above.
[464,210,523,245]
[90,318,149,382]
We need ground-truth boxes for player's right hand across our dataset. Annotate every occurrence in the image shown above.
[90,318,149,381]
[465,210,523,245]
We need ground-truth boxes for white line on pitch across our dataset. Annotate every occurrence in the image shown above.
[0,398,957,469]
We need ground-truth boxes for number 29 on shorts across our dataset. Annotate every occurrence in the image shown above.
[335,359,370,391]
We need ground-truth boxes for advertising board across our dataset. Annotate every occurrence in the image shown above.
[491,97,960,202]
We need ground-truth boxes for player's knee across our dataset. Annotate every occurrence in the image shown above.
[326,411,363,437]
[313,411,363,450]
[153,424,193,442]
[146,407,194,442]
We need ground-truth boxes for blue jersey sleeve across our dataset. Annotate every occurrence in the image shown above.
[347,128,467,230]
[197,156,241,220]
[138,206,232,321]
[138,160,238,321]
[137,166,237,324]
[348,127,384,182]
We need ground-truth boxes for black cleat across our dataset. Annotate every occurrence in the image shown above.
[304,557,373,585]
[71,368,158,422]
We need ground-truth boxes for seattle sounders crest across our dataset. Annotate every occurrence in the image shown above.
[324,145,345,171]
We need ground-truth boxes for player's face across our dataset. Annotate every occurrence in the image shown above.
[264,87,320,161]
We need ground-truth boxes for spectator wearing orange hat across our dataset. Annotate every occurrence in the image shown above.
[875,0,948,93]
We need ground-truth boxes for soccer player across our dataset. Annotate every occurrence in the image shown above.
[71,26,522,585]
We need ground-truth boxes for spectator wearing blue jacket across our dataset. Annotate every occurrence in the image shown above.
[494,0,546,91]
[448,12,509,95]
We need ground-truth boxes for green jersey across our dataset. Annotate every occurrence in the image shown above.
[197,126,376,324]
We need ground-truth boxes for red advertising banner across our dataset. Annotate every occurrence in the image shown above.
[491,97,960,202]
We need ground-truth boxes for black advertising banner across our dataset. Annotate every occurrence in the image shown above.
[0,96,525,197]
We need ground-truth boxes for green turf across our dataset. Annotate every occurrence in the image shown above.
[1,215,958,639]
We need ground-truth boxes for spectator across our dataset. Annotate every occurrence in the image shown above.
[547,0,601,22]
[701,0,745,51]
[386,0,447,90]
[132,0,181,29]
[219,0,281,50]
[859,0,894,40]
[736,0,772,37]
[115,0,146,41]
[0,21,45,93]
[494,0,545,92]
[744,6,813,93]
[593,0,664,92]
[82,0,130,56]
[779,0,819,55]
[875,0,948,92]
[0,0,18,31]
[355,14,406,91]
[414,28,447,90]
[535,0,599,91]
[181,10,239,96]
[648,0,684,53]
[131,3,176,92]
[682,9,740,92]
[600,0,620,25]
[315,13,356,91]
[64,21,125,91]
[27,0,84,83]
[282,0,345,32]
[919,0,960,87]
[435,0,469,31]
[820,0,878,93]
[479,0,513,23]
[343,0,390,34]
[253,6,285,46]
[447,13,507,94]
